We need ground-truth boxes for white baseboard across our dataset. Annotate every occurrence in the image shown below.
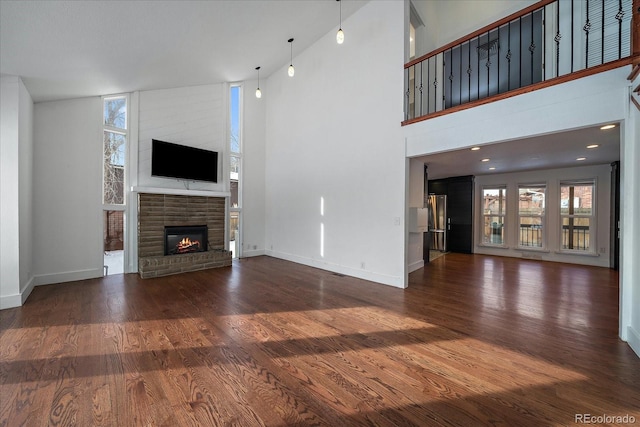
[0,293,22,310]
[20,276,35,304]
[408,260,424,273]
[33,268,103,287]
[0,276,35,309]
[241,249,266,258]
[266,250,405,288]
[627,326,640,359]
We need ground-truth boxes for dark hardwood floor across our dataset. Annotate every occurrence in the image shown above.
[1,254,639,426]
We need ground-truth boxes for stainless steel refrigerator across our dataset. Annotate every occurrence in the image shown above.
[428,195,447,252]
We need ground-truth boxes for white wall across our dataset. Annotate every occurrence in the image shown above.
[137,84,226,192]
[18,78,34,297]
[1,76,21,308]
[264,0,406,287]
[242,80,267,257]
[621,90,640,357]
[475,164,611,268]
[405,67,629,156]
[0,76,34,309]
[33,97,103,286]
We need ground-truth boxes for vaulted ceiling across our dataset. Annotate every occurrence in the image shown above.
[0,0,366,102]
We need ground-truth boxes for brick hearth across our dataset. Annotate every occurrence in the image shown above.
[138,193,231,278]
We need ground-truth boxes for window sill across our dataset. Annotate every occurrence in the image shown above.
[554,250,600,257]
[517,247,550,253]
[477,243,510,249]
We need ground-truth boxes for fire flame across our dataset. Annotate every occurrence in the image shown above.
[176,237,201,253]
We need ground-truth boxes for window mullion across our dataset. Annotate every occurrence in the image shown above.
[104,126,127,135]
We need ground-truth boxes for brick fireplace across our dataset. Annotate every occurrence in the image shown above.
[137,193,232,278]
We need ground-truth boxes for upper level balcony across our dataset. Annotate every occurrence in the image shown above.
[403,0,639,126]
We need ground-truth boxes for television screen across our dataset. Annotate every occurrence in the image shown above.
[152,139,218,183]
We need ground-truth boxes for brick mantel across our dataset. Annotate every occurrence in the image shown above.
[137,193,231,278]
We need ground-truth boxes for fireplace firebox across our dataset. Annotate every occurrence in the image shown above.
[164,225,207,255]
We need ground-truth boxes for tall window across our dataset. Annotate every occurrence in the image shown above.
[482,187,506,245]
[518,185,545,248]
[229,85,242,259]
[103,95,127,275]
[103,96,127,205]
[560,180,595,252]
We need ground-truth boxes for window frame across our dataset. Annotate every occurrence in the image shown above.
[481,185,507,247]
[517,183,546,250]
[559,179,596,254]
[228,84,243,258]
[102,94,129,209]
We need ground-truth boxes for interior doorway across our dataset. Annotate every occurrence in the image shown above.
[103,209,124,275]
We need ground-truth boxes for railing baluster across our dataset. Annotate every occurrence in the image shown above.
[543,6,546,80]
[554,2,562,76]
[531,12,535,85]
[617,0,623,59]
[404,68,409,120]
[508,21,512,91]
[601,0,605,64]
[571,0,574,73]
[450,48,454,106]
[585,0,590,69]
[419,62,423,117]
[477,35,481,100]
[518,17,524,87]
[433,55,444,111]
[519,16,523,88]
[459,41,463,106]
[468,40,472,101]
[497,26,501,93]
[426,58,430,114]
[486,30,490,97]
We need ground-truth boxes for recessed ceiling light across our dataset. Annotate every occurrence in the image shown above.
[576,157,586,161]
[600,124,616,130]
[489,167,496,170]
[470,147,480,151]
[481,158,490,162]
[586,144,599,149]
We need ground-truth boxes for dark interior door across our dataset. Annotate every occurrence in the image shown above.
[610,161,620,270]
[446,177,473,254]
[428,175,474,254]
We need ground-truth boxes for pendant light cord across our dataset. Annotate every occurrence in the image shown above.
[289,38,293,65]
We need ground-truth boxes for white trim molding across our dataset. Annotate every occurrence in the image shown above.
[33,268,103,287]
[132,186,230,198]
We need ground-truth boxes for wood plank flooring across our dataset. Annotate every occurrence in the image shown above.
[1,254,639,426]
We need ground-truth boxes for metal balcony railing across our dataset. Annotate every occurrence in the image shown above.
[515,224,590,250]
[404,0,635,124]
[519,224,543,248]
[562,224,590,250]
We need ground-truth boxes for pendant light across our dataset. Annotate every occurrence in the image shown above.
[287,38,295,77]
[336,0,344,44]
[255,66,262,99]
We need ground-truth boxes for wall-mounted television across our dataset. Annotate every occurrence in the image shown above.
[151,139,218,183]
